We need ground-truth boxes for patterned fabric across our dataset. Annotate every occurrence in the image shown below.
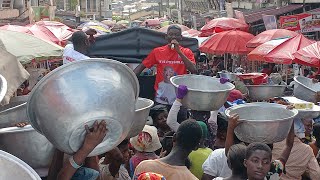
[136,132,153,151]
[266,160,285,180]
[134,172,166,180]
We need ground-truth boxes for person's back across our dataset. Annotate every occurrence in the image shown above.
[272,137,320,180]
[188,121,212,179]
[189,147,212,179]
[134,120,202,180]
[63,31,90,64]
[201,148,232,180]
[135,159,197,180]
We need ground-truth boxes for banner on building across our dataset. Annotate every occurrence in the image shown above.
[279,13,320,33]
[262,15,277,30]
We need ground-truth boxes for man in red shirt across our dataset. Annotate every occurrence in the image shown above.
[134,25,197,105]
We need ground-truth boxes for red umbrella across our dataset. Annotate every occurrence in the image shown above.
[0,25,31,34]
[182,29,201,37]
[248,38,290,62]
[200,30,254,55]
[248,34,314,64]
[294,42,320,66]
[0,24,54,44]
[200,17,249,37]
[246,29,298,48]
[141,19,161,26]
[158,24,190,33]
[265,34,315,64]
[26,21,75,46]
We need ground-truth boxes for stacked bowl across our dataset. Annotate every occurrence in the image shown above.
[0,77,53,177]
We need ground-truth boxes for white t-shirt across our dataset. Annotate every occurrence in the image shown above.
[202,148,231,178]
[155,81,176,105]
[213,177,224,180]
[63,44,89,64]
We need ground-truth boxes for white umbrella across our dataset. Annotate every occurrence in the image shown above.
[0,30,63,64]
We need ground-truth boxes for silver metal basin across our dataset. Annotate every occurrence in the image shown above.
[294,76,320,103]
[282,96,320,119]
[0,125,54,170]
[0,150,41,180]
[27,58,139,156]
[217,71,240,82]
[246,85,286,101]
[0,74,7,103]
[170,75,235,111]
[225,103,298,144]
[127,98,154,138]
[0,101,28,129]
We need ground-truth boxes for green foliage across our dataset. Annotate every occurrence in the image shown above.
[69,0,78,11]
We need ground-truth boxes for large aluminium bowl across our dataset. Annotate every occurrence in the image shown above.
[170,75,235,111]
[0,150,41,180]
[0,74,7,103]
[246,85,286,101]
[294,76,320,103]
[27,58,139,156]
[0,100,28,129]
[0,125,54,170]
[225,103,298,144]
[126,98,154,138]
[217,71,240,82]
[282,96,320,119]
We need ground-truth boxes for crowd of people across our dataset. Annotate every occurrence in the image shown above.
[11,24,320,180]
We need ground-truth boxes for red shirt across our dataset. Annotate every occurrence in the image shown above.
[142,45,196,92]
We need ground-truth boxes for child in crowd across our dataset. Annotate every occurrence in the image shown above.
[99,139,131,180]
[213,144,247,180]
[129,125,162,177]
[150,105,171,139]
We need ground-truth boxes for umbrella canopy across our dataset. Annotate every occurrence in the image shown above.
[200,17,249,36]
[158,24,190,33]
[117,20,129,25]
[0,30,63,64]
[199,30,254,55]
[294,41,320,67]
[0,21,75,46]
[79,21,111,35]
[101,20,116,26]
[160,21,173,27]
[246,29,298,48]
[248,34,314,64]
[27,21,75,46]
[182,29,201,37]
[141,19,161,26]
[0,25,31,33]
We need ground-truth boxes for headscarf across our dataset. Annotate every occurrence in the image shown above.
[227,89,244,102]
[197,121,208,139]
[136,172,166,180]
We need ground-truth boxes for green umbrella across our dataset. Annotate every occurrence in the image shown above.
[0,30,63,64]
